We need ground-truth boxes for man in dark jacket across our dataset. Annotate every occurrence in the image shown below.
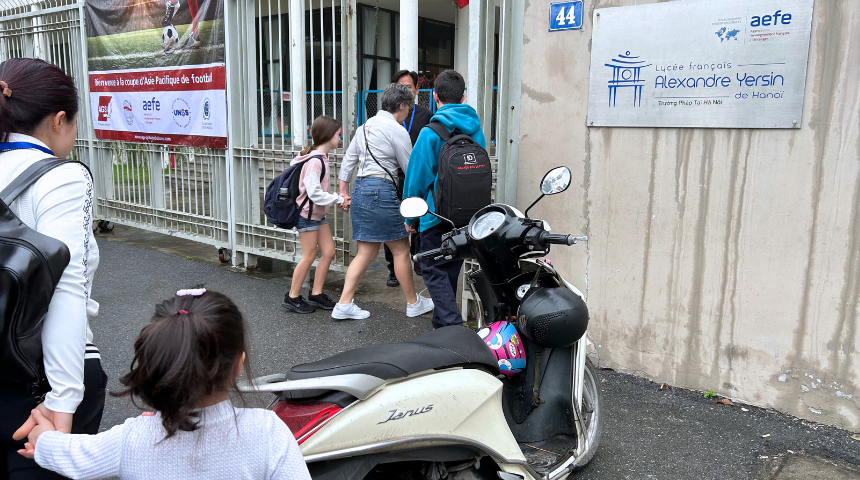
[403,70,486,328]
[383,70,432,286]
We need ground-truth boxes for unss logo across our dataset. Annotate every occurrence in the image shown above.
[172,98,191,128]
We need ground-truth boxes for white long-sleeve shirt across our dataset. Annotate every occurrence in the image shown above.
[0,133,99,414]
[34,401,313,480]
[339,110,412,182]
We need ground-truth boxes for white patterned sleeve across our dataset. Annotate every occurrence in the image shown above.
[268,413,312,480]
[34,423,124,479]
[32,164,94,414]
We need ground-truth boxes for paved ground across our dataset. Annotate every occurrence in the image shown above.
[89,227,860,480]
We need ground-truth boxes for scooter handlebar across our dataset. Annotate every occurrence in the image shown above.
[413,247,452,263]
[539,232,588,246]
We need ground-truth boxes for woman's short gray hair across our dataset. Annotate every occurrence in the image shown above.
[381,83,415,113]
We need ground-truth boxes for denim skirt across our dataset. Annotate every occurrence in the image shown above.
[351,176,408,243]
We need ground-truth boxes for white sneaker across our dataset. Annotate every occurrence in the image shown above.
[407,294,434,317]
[331,302,370,320]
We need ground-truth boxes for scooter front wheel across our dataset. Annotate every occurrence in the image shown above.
[572,358,603,471]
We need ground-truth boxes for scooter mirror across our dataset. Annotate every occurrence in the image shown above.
[400,197,429,218]
[540,166,572,196]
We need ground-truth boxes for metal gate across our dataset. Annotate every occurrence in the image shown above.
[223,0,355,270]
[1,0,521,291]
[0,0,358,271]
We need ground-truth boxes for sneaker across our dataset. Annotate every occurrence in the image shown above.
[162,0,177,27]
[281,296,315,314]
[331,302,370,320]
[307,293,336,310]
[406,294,434,317]
[386,273,400,288]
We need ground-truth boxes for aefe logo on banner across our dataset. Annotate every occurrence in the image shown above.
[97,96,113,121]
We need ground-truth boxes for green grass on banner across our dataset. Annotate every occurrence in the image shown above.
[87,19,225,72]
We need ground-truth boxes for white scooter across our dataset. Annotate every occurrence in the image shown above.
[240,166,602,480]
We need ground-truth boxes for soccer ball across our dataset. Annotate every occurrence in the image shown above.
[162,25,179,51]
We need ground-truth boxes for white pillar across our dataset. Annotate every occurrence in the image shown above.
[28,4,46,60]
[399,0,418,73]
[344,0,358,146]
[467,0,487,111]
[290,0,307,148]
[454,5,470,78]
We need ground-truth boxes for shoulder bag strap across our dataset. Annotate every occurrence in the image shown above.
[363,125,398,187]
[1,158,91,205]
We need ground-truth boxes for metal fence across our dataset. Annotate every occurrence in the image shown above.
[0,0,353,270]
[229,0,354,270]
[2,0,504,281]
[259,90,344,140]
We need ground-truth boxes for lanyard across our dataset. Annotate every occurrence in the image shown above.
[0,142,55,156]
[402,106,416,133]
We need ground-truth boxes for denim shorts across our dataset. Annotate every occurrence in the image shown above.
[350,177,408,243]
[296,215,328,233]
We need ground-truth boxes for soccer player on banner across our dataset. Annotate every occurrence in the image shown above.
[162,0,202,49]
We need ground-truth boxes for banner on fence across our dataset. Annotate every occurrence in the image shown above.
[85,0,227,148]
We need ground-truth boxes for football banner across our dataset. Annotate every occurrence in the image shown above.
[85,0,227,148]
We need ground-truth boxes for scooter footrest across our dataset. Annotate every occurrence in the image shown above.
[519,434,577,474]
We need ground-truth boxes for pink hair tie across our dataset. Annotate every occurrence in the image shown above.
[176,288,206,297]
[177,310,189,315]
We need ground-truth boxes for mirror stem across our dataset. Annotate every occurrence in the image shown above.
[524,194,545,218]
[429,212,457,230]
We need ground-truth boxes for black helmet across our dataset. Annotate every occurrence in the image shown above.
[517,287,589,348]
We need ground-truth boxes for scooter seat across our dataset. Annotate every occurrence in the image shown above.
[286,326,499,381]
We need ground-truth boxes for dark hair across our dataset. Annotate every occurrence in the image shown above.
[113,289,252,438]
[381,83,414,113]
[0,58,79,142]
[434,70,465,105]
[300,116,342,155]
[392,69,418,89]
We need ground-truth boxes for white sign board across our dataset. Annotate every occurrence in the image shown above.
[587,0,813,128]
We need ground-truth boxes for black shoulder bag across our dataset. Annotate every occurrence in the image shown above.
[0,158,90,397]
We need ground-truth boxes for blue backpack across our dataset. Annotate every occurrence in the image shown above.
[263,156,325,229]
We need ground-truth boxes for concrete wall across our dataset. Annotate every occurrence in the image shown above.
[516,0,860,430]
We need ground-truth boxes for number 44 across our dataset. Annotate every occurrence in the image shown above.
[555,5,576,25]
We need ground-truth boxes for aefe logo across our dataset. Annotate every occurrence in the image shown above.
[750,9,792,27]
[142,97,161,111]
[97,96,112,121]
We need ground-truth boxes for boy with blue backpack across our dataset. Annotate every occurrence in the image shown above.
[264,116,348,314]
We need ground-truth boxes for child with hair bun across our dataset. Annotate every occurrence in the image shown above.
[17,288,311,480]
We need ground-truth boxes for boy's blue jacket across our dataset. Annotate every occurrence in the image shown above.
[404,103,486,232]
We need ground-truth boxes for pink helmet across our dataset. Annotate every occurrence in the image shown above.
[476,320,527,376]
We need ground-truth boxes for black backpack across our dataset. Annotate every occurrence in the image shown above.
[428,122,493,227]
[263,156,325,229]
[1,158,86,397]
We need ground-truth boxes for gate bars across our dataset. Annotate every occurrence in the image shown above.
[1,0,357,271]
[224,0,355,270]
[1,0,516,295]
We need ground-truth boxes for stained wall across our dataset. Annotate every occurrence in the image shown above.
[516,0,860,429]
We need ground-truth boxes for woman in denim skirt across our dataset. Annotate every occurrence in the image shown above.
[333,84,434,320]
